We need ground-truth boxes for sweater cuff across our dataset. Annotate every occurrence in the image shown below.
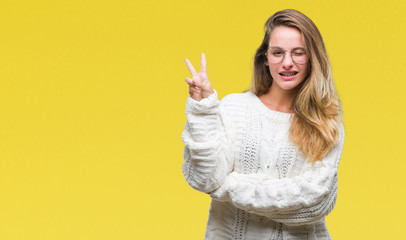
[185,90,219,114]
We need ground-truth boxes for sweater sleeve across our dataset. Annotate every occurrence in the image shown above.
[210,124,345,225]
[181,90,234,193]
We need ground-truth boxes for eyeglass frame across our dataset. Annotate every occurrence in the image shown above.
[265,45,309,65]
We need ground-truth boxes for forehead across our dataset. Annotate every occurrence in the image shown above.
[269,26,304,49]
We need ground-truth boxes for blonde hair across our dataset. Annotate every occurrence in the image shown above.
[251,9,342,163]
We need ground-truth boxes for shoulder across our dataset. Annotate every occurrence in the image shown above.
[217,91,254,123]
[219,91,253,108]
[338,119,345,145]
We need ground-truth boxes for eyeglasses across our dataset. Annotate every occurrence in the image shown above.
[265,46,308,64]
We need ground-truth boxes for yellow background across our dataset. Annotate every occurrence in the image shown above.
[0,0,405,239]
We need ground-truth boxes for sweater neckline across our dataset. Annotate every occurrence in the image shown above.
[246,91,294,123]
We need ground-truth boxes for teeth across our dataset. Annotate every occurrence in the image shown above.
[281,72,297,76]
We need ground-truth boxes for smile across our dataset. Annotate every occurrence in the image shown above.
[279,72,298,76]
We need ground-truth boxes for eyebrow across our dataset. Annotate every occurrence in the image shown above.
[269,45,306,51]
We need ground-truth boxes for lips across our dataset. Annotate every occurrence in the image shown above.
[279,71,298,76]
[279,71,298,80]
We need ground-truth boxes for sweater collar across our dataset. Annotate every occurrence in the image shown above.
[246,91,294,123]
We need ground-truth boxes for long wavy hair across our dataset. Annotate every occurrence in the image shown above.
[251,9,342,163]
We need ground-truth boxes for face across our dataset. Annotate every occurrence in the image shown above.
[265,26,309,93]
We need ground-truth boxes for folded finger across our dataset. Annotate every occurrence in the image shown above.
[185,77,194,85]
[189,87,200,96]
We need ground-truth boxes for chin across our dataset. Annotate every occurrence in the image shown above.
[274,80,302,91]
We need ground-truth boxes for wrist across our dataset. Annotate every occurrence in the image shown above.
[202,88,215,99]
[186,89,218,114]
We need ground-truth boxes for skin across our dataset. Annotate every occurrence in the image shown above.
[184,53,214,102]
[260,26,309,113]
[184,26,309,112]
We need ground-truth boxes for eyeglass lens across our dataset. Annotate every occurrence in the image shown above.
[267,47,307,64]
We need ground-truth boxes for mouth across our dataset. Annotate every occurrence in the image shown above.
[279,72,298,76]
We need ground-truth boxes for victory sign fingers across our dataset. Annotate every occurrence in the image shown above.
[184,53,214,101]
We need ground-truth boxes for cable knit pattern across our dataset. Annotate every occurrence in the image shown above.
[181,90,345,240]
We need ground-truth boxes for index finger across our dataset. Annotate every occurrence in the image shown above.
[184,58,197,77]
[200,53,207,73]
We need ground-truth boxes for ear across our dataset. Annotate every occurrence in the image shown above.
[264,55,269,66]
[263,53,269,67]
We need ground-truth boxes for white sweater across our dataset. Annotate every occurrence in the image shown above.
[181,90,345,240]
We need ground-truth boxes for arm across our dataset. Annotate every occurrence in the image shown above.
[210,124,345,225]
[181,91,234,193]
[181,53,233,193]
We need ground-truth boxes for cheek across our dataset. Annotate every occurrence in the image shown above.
[269,65,279,78]
[298,64,309,79]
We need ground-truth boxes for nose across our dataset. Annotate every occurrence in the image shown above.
[281,51,294,69]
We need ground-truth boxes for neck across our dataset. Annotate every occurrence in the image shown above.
[259,85,298,113]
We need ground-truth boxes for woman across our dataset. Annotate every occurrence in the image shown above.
[182,9,344,240]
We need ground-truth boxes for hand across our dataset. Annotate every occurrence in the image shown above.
[184,53,214,101]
